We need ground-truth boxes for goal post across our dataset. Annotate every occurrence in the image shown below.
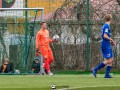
[0,8,44,74]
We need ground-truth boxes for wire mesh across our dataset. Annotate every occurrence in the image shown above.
[0,0,120,74]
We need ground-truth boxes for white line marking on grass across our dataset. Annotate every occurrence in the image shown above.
[57,85,120,90]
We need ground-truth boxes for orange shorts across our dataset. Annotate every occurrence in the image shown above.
[40,46,54,62]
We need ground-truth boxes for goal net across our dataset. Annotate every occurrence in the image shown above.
[0,7,44,74]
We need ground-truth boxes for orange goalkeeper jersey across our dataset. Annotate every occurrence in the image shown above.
[36,29,53,50]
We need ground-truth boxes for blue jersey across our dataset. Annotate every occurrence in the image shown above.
[101,23,112,49]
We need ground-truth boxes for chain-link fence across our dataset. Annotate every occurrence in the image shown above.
[47,0,120,71]
[0,0,120,74]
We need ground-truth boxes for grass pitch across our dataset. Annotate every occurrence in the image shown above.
[0,74,120,90]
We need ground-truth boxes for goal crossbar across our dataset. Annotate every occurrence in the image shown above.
[0,8,44,21]
[0,8,44,11]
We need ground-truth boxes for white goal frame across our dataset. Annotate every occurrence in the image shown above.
[0,8,44,74]
[0,8,44,21]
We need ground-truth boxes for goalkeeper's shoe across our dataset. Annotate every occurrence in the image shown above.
[104,75,112,78]
[48,72,53,76]
[92,68,97,78]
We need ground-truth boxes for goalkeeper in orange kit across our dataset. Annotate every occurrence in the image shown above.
[36,22,56,75]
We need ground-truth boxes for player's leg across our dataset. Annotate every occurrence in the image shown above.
[44,58,50,73]
[104,60,113,78]
[93,61,106,77]
[93,48,112,77]
[93,49,114,77]
[104,49,114,78]
[92,49,106,77]
[48,50,54,65]
[41,48,53,75]
[40,47,50,74]
[46,50,54,75]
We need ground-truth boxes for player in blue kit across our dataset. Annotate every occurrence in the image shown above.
[92,14,116,78]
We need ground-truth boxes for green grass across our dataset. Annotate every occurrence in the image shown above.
[0,74,120,90]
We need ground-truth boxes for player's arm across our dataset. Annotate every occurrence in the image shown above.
[104,34,116,46]
[49,38,54,43]
[103,34,113,41]
[48,31,54,43]
[36,32,40,49]
[103,28,115,46]
[49,37,59,43]
[36,31,41,56]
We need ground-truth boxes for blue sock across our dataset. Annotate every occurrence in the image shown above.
[94,62,105,71]
[105,66,112,76]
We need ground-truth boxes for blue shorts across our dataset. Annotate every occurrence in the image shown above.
[101,49,113,59]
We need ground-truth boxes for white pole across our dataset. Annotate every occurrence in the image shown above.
[41,9,44,21]
[0,8,44,11]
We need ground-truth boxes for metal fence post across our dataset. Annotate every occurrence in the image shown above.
[86,0,90,71]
